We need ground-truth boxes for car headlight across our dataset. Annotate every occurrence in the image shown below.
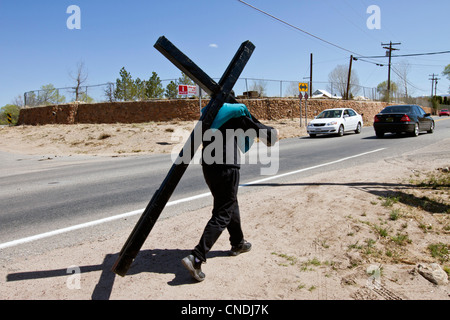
[326,121,338,126]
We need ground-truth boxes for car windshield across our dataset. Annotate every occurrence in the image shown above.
[316,110,342,118]
[380,106,413,114]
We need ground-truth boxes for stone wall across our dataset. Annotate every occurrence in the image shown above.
[18,100,201,125]
[18,98,431,126]
[243,99,390,125]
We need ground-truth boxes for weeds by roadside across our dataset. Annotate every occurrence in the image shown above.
[269,167,449,293]
[344,167,449,270]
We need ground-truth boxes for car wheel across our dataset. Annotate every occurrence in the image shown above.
[411,123,419,137]
[355,122,362,134]
[337,125,344,137]
[375,131,384,138]
[427,121,435,133]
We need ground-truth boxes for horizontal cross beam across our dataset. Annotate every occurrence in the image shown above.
[154,36,249,106]
[154,36,220,97]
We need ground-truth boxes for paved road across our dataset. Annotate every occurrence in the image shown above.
[1,117,449,256]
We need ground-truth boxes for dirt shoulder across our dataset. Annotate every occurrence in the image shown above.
[0,120,448,300]
[0,119,306,157]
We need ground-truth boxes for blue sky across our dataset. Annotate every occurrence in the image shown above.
[1,0,449,106]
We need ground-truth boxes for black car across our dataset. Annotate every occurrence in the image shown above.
[373,105,435,138]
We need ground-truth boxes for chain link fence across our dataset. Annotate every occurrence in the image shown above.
[24,78,387,107]
[24,83,114,107]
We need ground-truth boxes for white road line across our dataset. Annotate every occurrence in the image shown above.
[0,148,385,250]
[242,148,386,186]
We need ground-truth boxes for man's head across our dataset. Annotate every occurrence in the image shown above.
[225,90,236,103]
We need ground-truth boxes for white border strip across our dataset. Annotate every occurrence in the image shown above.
[0,148,385,250]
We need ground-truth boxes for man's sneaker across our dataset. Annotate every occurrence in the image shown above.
[182,255,205,282]
[230,241,252,256]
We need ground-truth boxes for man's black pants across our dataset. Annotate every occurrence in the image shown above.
[192,165,244,262]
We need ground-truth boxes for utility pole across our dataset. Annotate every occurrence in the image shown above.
[429,73,440,98]
[429,74,436,98]
[346,55,353,100]
[435,78,438,97]
[309,53,313,97]
[429,73,441,115]
[381,41,401,102]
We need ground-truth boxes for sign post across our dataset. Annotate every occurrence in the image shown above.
[304,92,309,127]
[298,93,302,127]
[298,83,308,127]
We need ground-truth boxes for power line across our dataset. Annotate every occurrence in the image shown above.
[353,57,385,66]
[237,0,450,96]
[390,65,425,92]
[237,1,359,56]
[237,0,388,67]
[237,0,397,69]
[356,50,450,59]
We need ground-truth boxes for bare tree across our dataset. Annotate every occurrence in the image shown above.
[327,65,360,98]
[250,79,268,97]
[70,61,88,101]
[285,81,299,97]
[394,60,413,102]
[11,94,24,107]
[104,82,116,102]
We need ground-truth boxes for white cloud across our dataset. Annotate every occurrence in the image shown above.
[209,43,218,48]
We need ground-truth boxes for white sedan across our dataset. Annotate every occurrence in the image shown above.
[307,108,363,137]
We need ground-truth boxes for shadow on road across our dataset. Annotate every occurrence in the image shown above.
[6,248,229,300]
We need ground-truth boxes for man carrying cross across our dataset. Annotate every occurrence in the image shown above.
[112,37,275,280]
[182,92,279,282]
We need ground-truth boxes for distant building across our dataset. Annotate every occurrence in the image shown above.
[311,89,341,99]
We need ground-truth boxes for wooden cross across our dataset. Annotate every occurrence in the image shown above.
[112,36,255,276]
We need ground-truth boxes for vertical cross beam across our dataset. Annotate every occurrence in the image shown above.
[111,36,255,276]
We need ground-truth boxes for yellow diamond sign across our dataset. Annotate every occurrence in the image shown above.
[298,82,308,92]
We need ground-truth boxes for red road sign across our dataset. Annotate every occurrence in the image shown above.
[178,85,197,95]
[178,85,188,95]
